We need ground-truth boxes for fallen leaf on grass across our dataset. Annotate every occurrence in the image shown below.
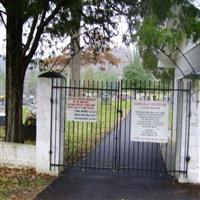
[0,167,55,200]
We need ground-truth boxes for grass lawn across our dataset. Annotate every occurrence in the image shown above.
[0,126,5,141]
[0,167,55,200]
[0,106,32,141]
[22,106,30,124]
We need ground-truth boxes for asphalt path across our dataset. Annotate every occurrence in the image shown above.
[35,114,200,200]
[76,113,167,175]
[35,169,199,200]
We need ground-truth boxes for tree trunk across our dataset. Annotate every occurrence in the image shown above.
[69,31,81,84]
[69,0,81,85]
[5,2,25,143]
[69,1,82,97]
[69,29,81,97]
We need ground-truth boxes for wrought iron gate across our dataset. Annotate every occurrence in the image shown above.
[50,79,191,176]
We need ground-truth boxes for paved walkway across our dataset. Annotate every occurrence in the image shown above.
[69,113,167,172]
[35,115,200,200]
[35,169,199,200]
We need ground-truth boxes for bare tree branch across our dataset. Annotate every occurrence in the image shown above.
[24,2,65,69]
[0,9,6,15]
[0,0,6,7]
[47,31,83,72]
[22,1,51,57]
[0,10,6,28]
[22,15,39,56]
[41,1,65,27]
[0,10,7,28]
[59,45,85,74]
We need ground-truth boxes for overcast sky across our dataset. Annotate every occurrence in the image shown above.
[193,0,200,8]
[0,22,129,57]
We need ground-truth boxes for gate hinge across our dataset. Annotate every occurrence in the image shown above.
[186,156,190,162]
[117,109,123,117]
[50,98,53,104]
[49,150,52,154]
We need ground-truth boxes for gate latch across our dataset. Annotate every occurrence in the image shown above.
[117,109,123,118]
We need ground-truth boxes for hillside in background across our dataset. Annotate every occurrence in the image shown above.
[0,47,134,97]
[81,46,134,79]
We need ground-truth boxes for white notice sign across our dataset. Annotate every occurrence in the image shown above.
[66,97,97,122]
[131,100,168,143]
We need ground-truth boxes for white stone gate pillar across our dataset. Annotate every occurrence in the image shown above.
[36,72,66,175]
[184,79,200,183]
[175,79,200,183]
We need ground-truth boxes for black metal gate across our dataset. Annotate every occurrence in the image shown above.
[50,79,191,176]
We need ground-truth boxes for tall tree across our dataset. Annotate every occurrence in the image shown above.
[2,1,76,142]
[69,0,81,83]
[0,0,120,142]
[1,0,199,142]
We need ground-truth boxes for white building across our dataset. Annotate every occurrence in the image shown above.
[159,38,200,183]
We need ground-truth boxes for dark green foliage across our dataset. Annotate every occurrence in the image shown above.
[0,0,130,142]
[123,57,154,83]
[139,47,174,82]
[141,48,158,71]
[180,3,200,42]
[126,0,200,81]
[24,112,36,127]
[130,0,200,45]
[153,68,174,83]
[1,0,200,142]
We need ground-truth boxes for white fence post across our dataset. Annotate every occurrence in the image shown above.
[36,72,65,175]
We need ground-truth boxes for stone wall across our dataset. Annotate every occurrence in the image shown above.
[0,142,35,168]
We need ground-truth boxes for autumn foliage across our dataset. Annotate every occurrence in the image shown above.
[40,48,121,72]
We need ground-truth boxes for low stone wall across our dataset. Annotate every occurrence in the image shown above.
[0,142,35,168]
